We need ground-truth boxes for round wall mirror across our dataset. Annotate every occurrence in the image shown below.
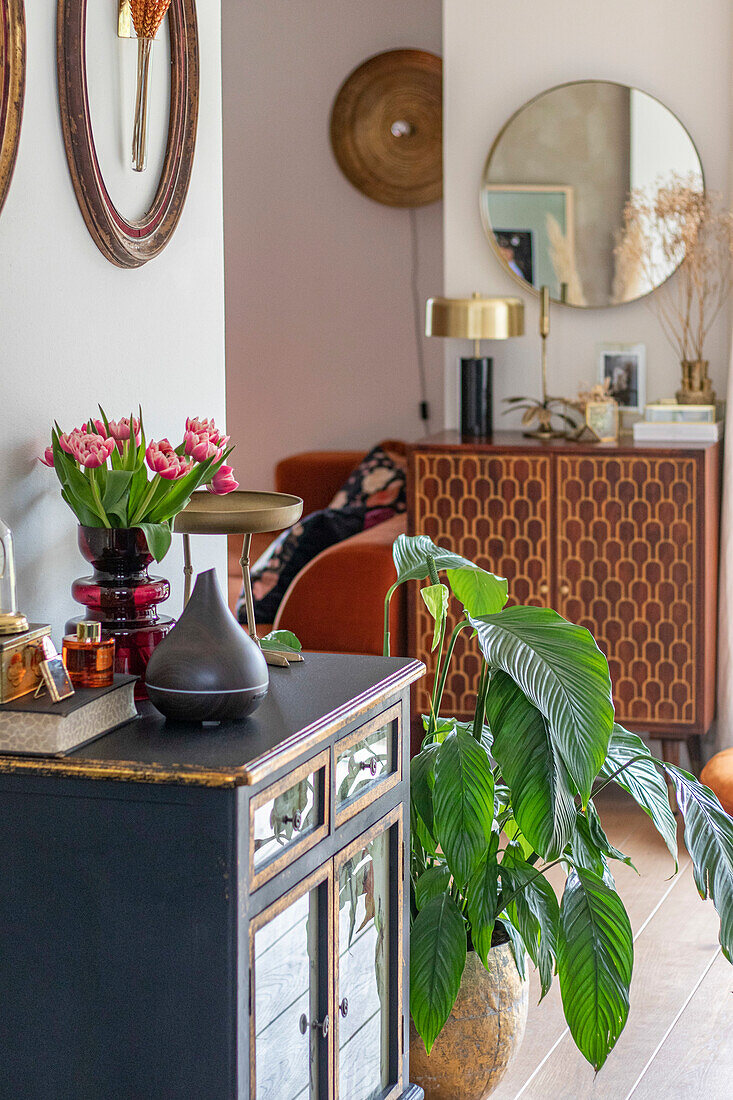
[481,80,703,308]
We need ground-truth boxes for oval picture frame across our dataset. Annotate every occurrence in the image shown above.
[0,0,26,219]
[57,0,199,269]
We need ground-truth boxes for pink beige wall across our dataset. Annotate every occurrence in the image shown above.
[222,0,443,489]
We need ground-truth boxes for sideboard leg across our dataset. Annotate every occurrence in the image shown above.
[660,739,680,767]
[686,735,703,777]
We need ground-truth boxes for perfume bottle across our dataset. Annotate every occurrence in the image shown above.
[62,622,115,689]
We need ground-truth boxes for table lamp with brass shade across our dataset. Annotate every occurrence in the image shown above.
[426,294,525,436]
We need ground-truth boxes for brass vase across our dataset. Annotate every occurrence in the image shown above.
[410,946,529,1099]
[677,359,716,405]
[131,36,154,172]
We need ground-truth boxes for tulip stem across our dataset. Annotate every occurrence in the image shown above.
[129,476,159,526]
[89,470,111,528]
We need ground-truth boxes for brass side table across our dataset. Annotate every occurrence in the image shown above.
[174,490,303,666]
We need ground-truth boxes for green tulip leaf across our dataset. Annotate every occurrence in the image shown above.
[557,867,633,1071]
[410,893,467,1055]
[470,606,614,805]
[664,764,733,961]
[136,521,172,563]
[487,669,576,860]
[433,728,495,884]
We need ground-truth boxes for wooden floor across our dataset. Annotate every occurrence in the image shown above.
[491,786,733,1100]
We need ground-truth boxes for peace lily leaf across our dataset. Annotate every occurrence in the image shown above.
[466,852,500,966]
[446,566,508,617]
[392,533,474,584]
[415,864,451,910]
[412,803,438,858]
[567,809,612,879]
[433,728,495,884]
[421,583,449,651]
[558,868,633,1071]
[260,629,302,653]
[410,893,467,1054]
[585,800,636,872]
[470,606,614,805]
[664,764,733,961]
[600,725,678,869]
[495,916,527,981]
[487,670,576,860]
[421,715,457,744]
[501,847,560,998]
[136,521,172,563]
[411,743,439,836]
[503,818,536,862]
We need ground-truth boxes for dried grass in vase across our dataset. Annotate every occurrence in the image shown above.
[614,173,733,403]
[130,1,174,173]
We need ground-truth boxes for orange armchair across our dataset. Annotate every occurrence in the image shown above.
[227,447,407,656]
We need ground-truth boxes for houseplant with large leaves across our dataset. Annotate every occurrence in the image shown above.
[385,534,733,1089]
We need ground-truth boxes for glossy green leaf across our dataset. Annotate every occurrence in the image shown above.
[421,583,449,651]
[466,849,500,966]
[446,566,508,617]
[495,916,527,981]
[415,864,451,910]
[392,534,474,584]
[410,893,467,1054]
[664,764,733,961]
[487,670,576,860]
[433,729,495,884]
[411,743,439,836]
[260,629,302,653]
[557,868,633,1071]
[136,521,172,563]
[600,725,678,868]
[566,809,611,879]
[470,606,614,805]
[501,848,560,998]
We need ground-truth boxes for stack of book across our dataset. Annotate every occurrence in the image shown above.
[633,401,724,443]
[0,675,137,755]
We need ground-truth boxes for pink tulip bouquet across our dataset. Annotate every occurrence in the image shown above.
[40,408,238,561]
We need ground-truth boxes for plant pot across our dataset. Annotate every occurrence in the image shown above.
[677,359,716,405]
[410,946,529,1100]
[66,526,174,694]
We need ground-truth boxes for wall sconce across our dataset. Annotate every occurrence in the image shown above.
[117,1,173,172]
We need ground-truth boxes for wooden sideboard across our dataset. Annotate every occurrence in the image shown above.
[409,431,720,768]
[0,653,425,1100]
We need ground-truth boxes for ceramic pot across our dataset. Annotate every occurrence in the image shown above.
[67,526,173,694]
[677,359,716,405]
[145,568,269,722]
[410,946,529,1100]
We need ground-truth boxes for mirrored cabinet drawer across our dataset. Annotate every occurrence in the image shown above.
[334,704,402,825]
[250,749,330,890]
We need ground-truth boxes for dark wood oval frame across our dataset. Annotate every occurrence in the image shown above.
[57,0,199,269]
[0,0,26,219]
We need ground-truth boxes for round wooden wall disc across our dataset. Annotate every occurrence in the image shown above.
[330,49,442,208]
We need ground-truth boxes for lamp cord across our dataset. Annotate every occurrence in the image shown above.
[409,207,431,433]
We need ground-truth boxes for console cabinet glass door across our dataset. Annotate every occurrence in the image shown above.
[251,868,331,1100]
[334,809,403,1100]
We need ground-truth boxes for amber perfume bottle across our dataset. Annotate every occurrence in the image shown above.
[62,622,115,689]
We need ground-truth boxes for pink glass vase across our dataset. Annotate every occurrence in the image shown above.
[66,526,174,696]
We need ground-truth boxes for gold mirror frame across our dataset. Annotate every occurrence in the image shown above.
[480,80,705,310]
[0,0,25,219]
[57,0,199,269]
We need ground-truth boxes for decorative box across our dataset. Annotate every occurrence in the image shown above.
[0,624,52,704]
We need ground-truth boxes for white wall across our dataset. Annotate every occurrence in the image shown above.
[0,2,227,639]
[443,0,732,427]
[222,0,443,489]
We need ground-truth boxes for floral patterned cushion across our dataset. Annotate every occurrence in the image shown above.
[238,445,406,625]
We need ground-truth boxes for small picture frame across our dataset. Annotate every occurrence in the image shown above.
[598,343,646,414]
[585,401,619,443]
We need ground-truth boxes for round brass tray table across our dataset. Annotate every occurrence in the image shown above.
[174,490,303,666]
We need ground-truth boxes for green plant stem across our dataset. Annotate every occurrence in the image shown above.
[427,615,447,736]
[88,470,111,528]
[429,620,469,733]
[383,582,400,657]
[592,753,663,798]
[500,857,564,913]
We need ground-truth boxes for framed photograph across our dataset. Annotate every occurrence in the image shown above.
[481,184,575,296]
[598,343,646,414]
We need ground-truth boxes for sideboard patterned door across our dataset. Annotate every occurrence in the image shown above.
[410,450,552,720]
[556,454,700,733]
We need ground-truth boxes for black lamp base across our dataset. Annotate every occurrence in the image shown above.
[460,357,493,437]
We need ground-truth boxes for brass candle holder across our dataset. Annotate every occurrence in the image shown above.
[503,285,574,439]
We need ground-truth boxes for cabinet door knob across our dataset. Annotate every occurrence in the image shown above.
[339,998,349,1018]
[360,758,379,777]
[282,810,302,830]
[300,1013,330,1038]
[539,583,549,596]
[560,583,570,597]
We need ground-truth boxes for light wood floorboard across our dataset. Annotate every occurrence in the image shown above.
[490,788,732,1099]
